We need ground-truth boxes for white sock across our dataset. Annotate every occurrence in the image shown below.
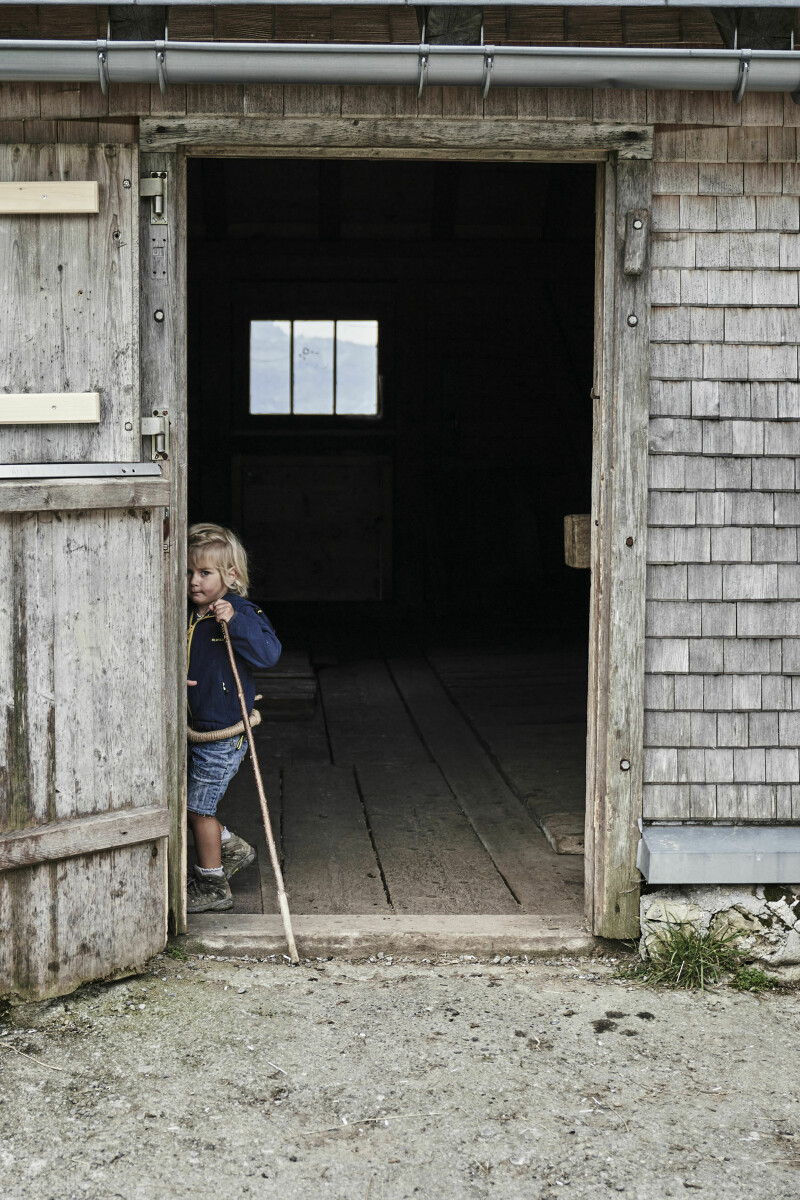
[195,865,224,880]
[220,827,232,843]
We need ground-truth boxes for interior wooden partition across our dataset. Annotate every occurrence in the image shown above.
[143,115,653,939]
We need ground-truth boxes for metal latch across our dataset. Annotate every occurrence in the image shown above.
[140,172,167,225]
[141,412,170,460]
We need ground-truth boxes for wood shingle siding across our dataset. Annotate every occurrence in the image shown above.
[646,110,800,826]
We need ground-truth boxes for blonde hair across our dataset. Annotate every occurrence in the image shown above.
[188,523,250,597]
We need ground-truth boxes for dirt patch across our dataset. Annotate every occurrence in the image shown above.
[1,951,798,1199]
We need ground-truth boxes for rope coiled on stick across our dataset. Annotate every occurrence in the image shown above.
[187,696,262,743]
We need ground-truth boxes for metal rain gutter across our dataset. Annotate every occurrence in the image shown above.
[2,40,800,102]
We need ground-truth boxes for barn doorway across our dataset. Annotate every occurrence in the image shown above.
[186,157,595,927]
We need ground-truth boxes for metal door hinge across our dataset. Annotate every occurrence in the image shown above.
[141,412,170,460]
[140,172,168,225]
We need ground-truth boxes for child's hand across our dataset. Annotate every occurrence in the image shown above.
[210,599,234,625]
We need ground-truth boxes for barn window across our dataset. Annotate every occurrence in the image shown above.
[250,319,379,416]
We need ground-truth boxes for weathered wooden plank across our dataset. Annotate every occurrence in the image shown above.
[320,659,430,766]
[0,180,98,214]
[0,806,169,871]
[564,513,591,568]
[427,649,588,857]
[388,658,584,915]
[254,709,333,765]
[0,843,167,1001]
[281,763,388,915]
[53,510,166,820]
[182,145,608,163]
[0,478,169,513]
[186,912,594,959]
[253,651,317,720]
[214,759,281,915]
[140,146,186,934]
[0,392,100,424]
[587,155,652,939]
[0,143,140,465]
[0,510,166,838]
[358,761,520,915]
[141,116,654,158]
[623,208,650,276]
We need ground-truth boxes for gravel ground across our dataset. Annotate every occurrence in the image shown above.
[1,949,798,1200]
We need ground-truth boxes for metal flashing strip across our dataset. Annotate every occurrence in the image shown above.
[638,824,800,885]
[1,39,800,96]
[0,462,163,479]
[14,1,796,7]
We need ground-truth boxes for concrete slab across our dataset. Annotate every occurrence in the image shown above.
[186,913,594,958]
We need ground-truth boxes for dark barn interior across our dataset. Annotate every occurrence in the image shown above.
[187,158,595,918]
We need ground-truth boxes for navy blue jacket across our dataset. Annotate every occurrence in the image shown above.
[187,593,281,732]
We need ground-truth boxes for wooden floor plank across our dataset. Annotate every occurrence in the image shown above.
[282,762,389,915]
[428,648,588,854]
[319,659,430,766]
[255,706,332,765]
[358,761,519,915]
[216,750,281,914]
[388,657,583,914]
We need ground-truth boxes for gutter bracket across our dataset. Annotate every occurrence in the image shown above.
[733,50,751,105]
[417,44,429,99]
[155,39,168,95]
[97,40,109,96]
[482,47,495,100]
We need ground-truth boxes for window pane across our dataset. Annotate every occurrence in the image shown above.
[250,321,291,414]
[293,320,334,414]
[336,321,379,415]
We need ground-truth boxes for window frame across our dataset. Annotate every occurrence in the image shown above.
[248,316,383,421]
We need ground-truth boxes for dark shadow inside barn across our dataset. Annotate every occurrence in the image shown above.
[187,158,595,919]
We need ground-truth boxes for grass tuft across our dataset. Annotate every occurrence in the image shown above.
[164,941,190,962]
[617,922,744,991]
[727,966,782,993]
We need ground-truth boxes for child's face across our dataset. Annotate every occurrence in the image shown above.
[187,556,235,613]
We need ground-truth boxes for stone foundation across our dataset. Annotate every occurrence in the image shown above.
[640,884,800,980]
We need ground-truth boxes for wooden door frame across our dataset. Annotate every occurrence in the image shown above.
[140,147,189,934]
[149,117,652,938]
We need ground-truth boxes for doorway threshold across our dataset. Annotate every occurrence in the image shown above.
[185,913,594,959]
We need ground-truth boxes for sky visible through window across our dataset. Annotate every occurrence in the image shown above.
[250,319,379,415]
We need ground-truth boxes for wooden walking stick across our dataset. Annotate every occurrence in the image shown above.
[220,620,300,965]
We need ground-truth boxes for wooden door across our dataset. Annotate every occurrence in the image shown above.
[0,143,173,999]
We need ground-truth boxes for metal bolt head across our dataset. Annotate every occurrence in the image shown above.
[632,218,643,230]
[620,759,631,772]
[625,536,634,547]
[154,309,165,323]
[124,421,133,431]
[123,179,132,189]
[627,314,638,328]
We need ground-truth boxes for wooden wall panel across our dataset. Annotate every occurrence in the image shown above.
[0,503,169,999]
[0,143,139,463]
[0,843,167,1001]
[0,508,165,833]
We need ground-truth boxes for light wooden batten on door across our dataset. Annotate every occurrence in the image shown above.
[0,181,99,214]
[1,177,101,426]
[0,393,100,424]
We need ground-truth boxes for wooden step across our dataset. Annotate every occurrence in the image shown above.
[253,650,317,720]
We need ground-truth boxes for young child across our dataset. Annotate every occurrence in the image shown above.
[186,523,281,913]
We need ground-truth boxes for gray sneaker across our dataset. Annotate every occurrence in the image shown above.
[187,871,233,913]
[221,832,256,880]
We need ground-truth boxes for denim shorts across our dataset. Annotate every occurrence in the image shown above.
[187,737,249,817]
